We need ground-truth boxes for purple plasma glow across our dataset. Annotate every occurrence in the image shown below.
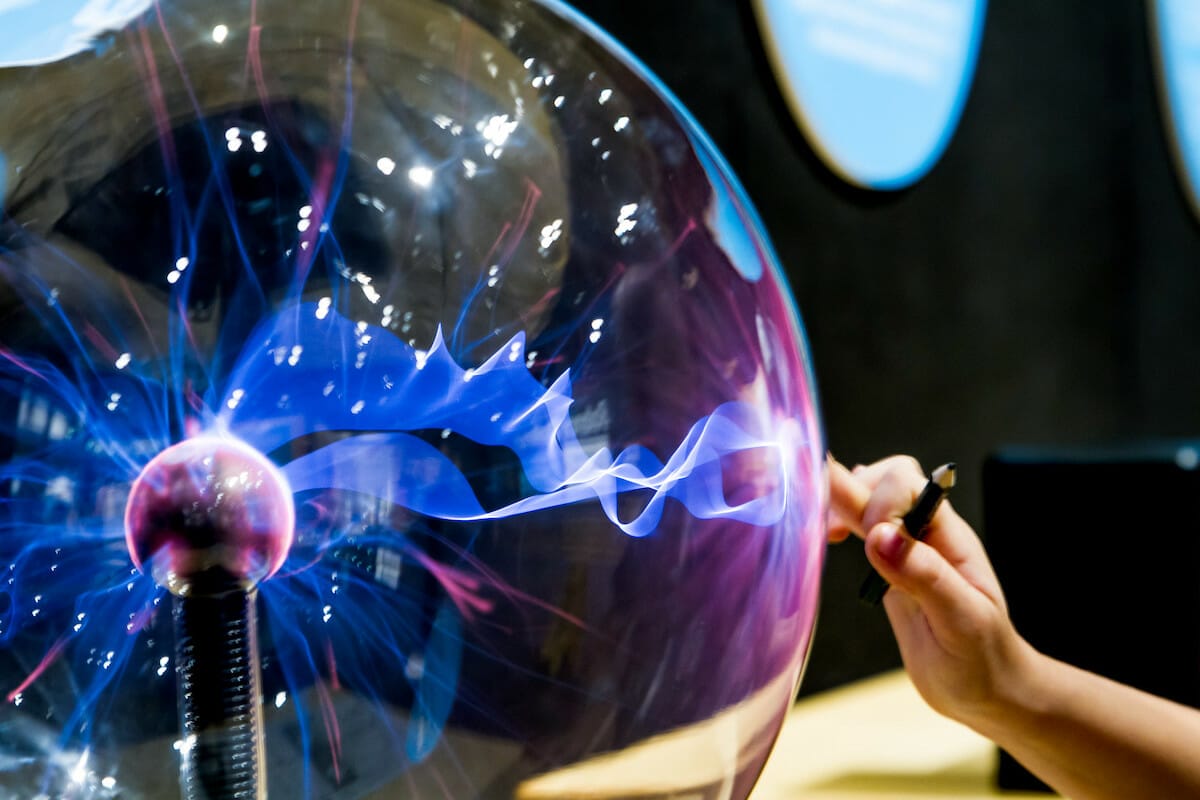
[0,0,827,798]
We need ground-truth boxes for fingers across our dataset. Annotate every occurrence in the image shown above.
[827,453,932,541]
[827,455,871,542]
[867,522,992,640]
[848,455,990,576]
[860,456,925,534]
[851,455,926,491]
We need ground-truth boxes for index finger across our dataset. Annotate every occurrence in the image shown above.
[827,455,871,542]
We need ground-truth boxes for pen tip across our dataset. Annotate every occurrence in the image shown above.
[932,462,957,490]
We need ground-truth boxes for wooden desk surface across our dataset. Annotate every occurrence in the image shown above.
[753,670,1056,799]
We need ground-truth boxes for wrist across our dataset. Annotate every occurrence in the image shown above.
[959,636,1057,743]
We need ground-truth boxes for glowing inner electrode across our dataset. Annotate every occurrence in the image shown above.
[124,436,295,596]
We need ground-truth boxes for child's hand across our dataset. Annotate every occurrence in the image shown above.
[827,455,1036,727]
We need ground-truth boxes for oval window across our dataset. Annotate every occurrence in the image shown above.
[754,0,987,190]
[1152,0,1200,219]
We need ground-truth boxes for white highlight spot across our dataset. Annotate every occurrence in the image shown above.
[615,203,639,236]
[478,114,519,151]
[405,653,425,680]
[598,88,613,104]
[226,388,245,410]
[69,750,89,785]
[212,24,229,43]
[115,353,131,370]
[408,165,435,188]
[274,691,287,709]
[376,157,396,175]
[540,219,563,249]
[614,116,630,131]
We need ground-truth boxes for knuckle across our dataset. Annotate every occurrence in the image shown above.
[892,455,924,480]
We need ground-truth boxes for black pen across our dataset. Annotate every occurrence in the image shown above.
[858,462,957,606]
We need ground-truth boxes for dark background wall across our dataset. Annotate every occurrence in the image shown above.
[570,0,1200,695]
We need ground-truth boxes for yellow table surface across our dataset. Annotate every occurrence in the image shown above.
[753,670,1057,799]
[517,669,1059,800]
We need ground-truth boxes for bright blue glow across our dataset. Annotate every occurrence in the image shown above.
[0,0,152,67]
[223,305,785,537]
[1155,0,1200,216]
[0,286,791,776]
[755,0,987,190]
[687,143,764,282]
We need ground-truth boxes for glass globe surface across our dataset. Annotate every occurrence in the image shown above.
[0,1,826,798]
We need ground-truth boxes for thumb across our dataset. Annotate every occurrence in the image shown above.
[865,523,986,635]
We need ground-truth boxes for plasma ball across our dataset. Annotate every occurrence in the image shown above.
[124,436,295,596]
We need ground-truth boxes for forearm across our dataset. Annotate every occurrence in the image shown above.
[966,648,1200,800]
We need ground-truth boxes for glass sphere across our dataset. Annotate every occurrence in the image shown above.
[0,1,826,798]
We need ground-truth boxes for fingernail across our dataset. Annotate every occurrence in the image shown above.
[874,524,907,564]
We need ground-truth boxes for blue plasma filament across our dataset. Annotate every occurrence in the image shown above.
[0,288,794,791]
